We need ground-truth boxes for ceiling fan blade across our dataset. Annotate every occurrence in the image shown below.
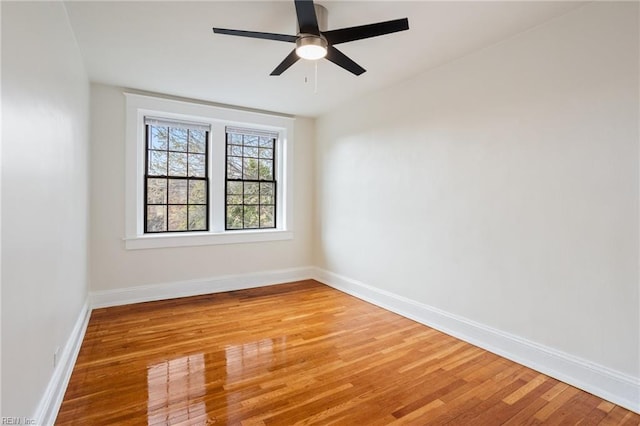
[213,28,297,43]
[325,45,366,76]
[270,49,300,75]
[294,0,320,35]
[323,18,409,45]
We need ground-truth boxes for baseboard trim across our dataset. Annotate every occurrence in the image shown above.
[33,299,91,425]
[311,267,640,414]
[90,266,315,308]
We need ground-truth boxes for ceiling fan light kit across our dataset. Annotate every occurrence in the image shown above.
[212,0,409,76]
[296,34,328,60]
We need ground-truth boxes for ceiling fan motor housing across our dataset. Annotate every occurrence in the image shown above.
[297,4,328,33]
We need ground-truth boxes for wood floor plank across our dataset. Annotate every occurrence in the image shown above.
[56,280,639,425]
[599,406,640,425]
[502,374,550,405]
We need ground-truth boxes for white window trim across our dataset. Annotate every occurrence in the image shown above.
[124,93,294,249]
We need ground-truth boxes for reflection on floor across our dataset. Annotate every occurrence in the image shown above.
[147,354,206,424]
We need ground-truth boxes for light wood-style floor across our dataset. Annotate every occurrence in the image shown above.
[57,280,639,425]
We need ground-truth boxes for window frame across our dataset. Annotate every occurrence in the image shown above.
[124,93,294,250]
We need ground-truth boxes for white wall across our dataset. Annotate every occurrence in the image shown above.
[89,84,314,293]
[316,1,638,381]
[1,1,90,419]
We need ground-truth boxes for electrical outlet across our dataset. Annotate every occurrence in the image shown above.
[54,346,60,368]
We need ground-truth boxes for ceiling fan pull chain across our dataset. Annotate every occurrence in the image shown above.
[315,61,318,94]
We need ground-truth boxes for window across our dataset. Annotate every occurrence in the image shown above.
[125,93,294,249]
[225,127,277,230]
[145,118,209,233]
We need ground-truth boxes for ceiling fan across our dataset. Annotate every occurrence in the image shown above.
[212,0,409,76]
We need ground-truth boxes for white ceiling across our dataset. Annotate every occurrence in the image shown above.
[64,1,584,117]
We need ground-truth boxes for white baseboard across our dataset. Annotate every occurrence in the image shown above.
[33,300,91,426]
[311,267,640,414]
[91,266,315,308]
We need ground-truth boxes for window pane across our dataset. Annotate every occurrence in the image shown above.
[189,180,206,204]
[244,205,259,228]
[229,133,242,145]
[260,182,274,196]
[243,158,258,180]
[244,194,259,205]
[258,159,273,180]
[260,182,274,205]
[258,148,272,159]
[244,182,259,196]
[169,128,188,152]
[168,179,188,204]
[147,178,167,204]
[227,181,242,195]
[146,205,167,232]
[243,146,258,158]
[148,151,167,176]
[227,156,242,179]
[188,130,206,153]
[168,205,188,231]
[227,194,242,205]
[244,135,259,147]
[188,205,207,230]
[150,126,168,150]
[188,154,206,177]
[260,206,275,228]
[228,145,243,156]
[226,205,243,229]
[168,152,187,176]
[259,137,273,148]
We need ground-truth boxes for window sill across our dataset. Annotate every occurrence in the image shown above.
[124,229,293,250]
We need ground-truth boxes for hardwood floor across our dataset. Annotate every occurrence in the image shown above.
[56,280,639,425]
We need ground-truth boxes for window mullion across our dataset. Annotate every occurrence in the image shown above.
[210,125,227,233]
